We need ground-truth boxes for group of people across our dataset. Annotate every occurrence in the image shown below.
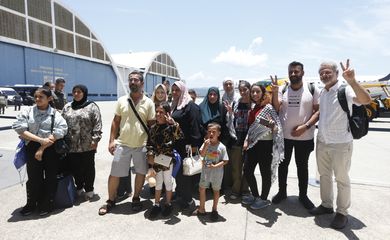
[13,78,103,216]
[13,59,370,229]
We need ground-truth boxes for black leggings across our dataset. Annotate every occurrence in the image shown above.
[26,141,60,209]
[244,140,273,200]
[68,151,96,192]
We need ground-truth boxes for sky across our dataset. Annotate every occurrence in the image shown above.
[60,0,390,88]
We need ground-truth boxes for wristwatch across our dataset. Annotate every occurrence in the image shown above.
[305,122,311,129]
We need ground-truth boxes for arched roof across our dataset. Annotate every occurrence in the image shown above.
[0,0,114,64]
[112,51,180,79]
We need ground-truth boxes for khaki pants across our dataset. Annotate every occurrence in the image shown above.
[316,140,353,215]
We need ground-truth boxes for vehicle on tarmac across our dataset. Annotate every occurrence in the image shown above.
[9,84,40,106]
[362,83,390,121]
[0,87,18,105]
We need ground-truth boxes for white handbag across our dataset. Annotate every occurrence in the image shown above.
[154,154,172,167]
[182,147,202,176]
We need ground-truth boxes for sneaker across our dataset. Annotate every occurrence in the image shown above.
[229,193,239,200]
[309,205,334,215]
[20,204,35,216]
[210,210,219,222]
[131,197,143,212]
[76,189,85,197]
[149,205,161,219]
[38,206,53,217]
[299,195,315,210]
[162,204,173,217]
[330,213,348,229]
[180,199,195,210]
[271,191,287,204]
[250,198,270,210]
[85,191,94,200]
[241,195,255,205]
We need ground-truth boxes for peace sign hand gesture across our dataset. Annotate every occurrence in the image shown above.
[340,59,356,85]
[270,75,279,93]
[223,100,233,114]
[165,112,176,125]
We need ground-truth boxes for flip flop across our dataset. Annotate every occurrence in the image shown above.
[192,207,206,216]
[98,200,115,216]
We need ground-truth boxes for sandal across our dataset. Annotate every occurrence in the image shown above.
[192,207,206,216]
[98,200,115,216]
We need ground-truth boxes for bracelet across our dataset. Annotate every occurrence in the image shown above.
[305,123,311,129]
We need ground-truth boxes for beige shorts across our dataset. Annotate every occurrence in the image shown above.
[110,145,147,177]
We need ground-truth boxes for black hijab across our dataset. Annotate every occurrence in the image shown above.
[71,84,92,110]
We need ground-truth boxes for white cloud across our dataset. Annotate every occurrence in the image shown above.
[184,71,215,88]
[212,37,268,68]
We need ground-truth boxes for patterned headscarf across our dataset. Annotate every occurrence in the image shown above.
[246,103,284,184]
[171,81,192,110]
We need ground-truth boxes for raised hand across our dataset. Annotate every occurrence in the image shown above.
[340,59,356,84]
[165,112,175,125]
[270,75,279,93]
[224,100,232,113]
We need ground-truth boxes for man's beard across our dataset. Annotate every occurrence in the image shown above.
[290,76,302,85]
[130,84,141,93]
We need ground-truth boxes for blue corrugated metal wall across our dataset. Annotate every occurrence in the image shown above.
[0,41,117,101]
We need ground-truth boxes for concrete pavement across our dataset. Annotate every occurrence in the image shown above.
[1,102,390,240]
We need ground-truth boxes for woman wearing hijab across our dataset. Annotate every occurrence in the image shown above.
[199,87,231,145]
[151,84,168,106]
[222,79,238,105]
[62,84,102,200]
[199,87,234,191]
[170,81,203,210]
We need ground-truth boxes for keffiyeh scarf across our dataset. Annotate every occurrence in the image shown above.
[247,103,284,184]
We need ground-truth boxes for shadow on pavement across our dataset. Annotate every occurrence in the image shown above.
[247,204,282,228]
[7,207,65,222]
[314,214,366,240]
[274,195,313,218]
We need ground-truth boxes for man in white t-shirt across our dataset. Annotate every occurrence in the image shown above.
[271,61,320,210]
[309,60,370,229]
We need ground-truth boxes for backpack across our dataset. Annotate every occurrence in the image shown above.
[282,82,315,95]
[337,86,369,139]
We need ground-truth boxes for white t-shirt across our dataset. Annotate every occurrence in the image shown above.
[278,83,320,140]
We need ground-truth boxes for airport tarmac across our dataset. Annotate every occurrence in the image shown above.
[0,102,389,240]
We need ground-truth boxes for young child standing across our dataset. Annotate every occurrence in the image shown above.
[195,122,229,222]
[146,102,183,219]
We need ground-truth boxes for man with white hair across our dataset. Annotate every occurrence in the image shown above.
[309,59,370,229]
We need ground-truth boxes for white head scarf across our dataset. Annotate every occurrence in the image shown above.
[222,78,236,103]
[171,81,192,110]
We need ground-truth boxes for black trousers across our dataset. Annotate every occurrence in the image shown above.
[244,140,273,200]
[25,142,60,209]
[68,151,96,192]
[175,164,194,204]
[277,139,314,196]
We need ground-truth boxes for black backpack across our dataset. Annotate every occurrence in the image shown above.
[337,86,369,139]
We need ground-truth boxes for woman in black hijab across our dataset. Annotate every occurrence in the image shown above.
[62,85,102,200]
